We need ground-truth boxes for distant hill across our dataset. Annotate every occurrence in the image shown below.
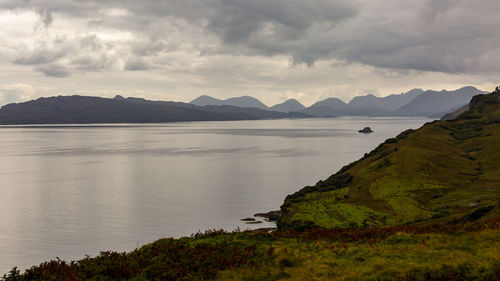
[0,95,308,125]
[302,97,390,117]
[301,105,341,117]
[348,94,381,109]
[392,86,486,117]
[348,88,423,110]
[310,97,349,110]
[190,95,269,110]
[270,99,306,113]
[279,88,500,230]
[189,95,224,106]
[302,98,350,117]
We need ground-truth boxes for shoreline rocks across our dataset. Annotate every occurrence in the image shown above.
[245,221,263,224]
[240,210,281,226]
[254,210,282,222]
[245,227,276,233]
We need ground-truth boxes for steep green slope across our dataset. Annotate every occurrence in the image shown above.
[279,88,500,230]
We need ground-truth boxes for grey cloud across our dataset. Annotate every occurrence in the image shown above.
[70,53,116,71]
[131,40,166,56]
[14,36,75,65]
[37,8,53,27]
[421,0,462,21]
[70,35,119,71]
[187,0,357,65]
[34,63,70,77]
[336,1,500,74]
[0,1,100,18]
[15,34,119,76]
[2,0,500,75]
[124,57,154,71]
[206,0,356,42]
[0,89,25,105]
[1,0,358,62]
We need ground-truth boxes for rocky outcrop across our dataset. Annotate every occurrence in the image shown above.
[358,127,373,133]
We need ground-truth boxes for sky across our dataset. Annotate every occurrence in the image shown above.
[0,0,499,107]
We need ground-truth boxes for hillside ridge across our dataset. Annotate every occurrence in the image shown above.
[278,87,500,230]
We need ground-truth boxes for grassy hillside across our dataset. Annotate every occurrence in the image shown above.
[279,88,500,230]
[3,219,500,280]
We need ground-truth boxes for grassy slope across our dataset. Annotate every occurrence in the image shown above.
[279,89,500,230]
[216,220,500,281]
[3,219,500,280]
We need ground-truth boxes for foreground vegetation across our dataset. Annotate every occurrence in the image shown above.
[4,88,500,280]
[3,219,500,280]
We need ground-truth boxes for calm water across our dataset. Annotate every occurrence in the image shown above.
[0,117,430,273]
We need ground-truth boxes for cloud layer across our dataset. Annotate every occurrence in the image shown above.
[0,0,499,105]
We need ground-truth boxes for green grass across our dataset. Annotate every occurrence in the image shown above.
[4,219,500,280]
[219,220,500,280]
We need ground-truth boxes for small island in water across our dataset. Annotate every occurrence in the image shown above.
[358,127,374,133]
[3,89,499,280]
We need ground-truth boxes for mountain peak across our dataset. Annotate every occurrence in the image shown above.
[348,94,379,106]
[282,98,302,105]
[311,97,348,109]
[405,88,424,95]
[190,95,223,106]
[223,96,268,109]
[270,99,305,113]
[456,86,480,93]
[226,96,261,102]
[190,95,268,109]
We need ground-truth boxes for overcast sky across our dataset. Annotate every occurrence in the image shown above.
[0,0,499,107]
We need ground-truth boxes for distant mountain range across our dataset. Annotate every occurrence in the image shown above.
[0,95,307,125]
[191,95,306,113]
[190,86,486,118]
[0,86,487,125]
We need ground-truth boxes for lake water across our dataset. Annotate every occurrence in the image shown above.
[0,117,430,273]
